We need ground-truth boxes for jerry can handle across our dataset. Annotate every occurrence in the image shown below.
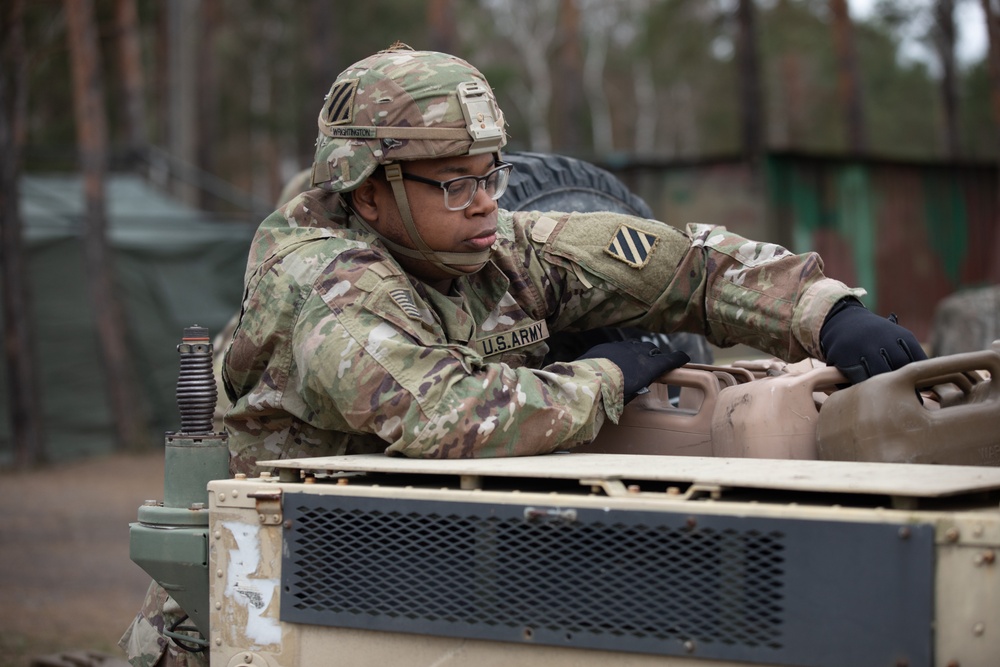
[686,363,757,385]
[891,349,1000,398]
[651,366,726,398]
[800,365,848,392]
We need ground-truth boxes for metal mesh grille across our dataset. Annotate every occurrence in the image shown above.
[280,493,935,666]
[282,496,787,648]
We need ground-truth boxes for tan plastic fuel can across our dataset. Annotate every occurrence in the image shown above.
[711,365,847,459]
[577,367,723,456]
[816,347,1000,466]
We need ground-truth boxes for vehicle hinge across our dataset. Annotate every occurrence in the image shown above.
[248,489,282,525]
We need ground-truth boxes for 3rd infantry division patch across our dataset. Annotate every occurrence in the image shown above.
[606,224,657,268]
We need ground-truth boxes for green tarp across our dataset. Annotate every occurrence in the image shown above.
[1,174,256,464]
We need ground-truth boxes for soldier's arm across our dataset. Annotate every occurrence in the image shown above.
[512,211,863,362]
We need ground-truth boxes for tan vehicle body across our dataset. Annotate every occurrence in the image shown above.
[207,452,1000,667]
[139,343,1000,667]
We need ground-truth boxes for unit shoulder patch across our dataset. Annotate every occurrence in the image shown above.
[605,224,658,269]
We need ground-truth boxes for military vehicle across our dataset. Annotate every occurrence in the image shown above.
[129,154,1000,667]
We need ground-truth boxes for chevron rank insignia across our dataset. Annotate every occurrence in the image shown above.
[606,224,658,268]
[389,288,422,320]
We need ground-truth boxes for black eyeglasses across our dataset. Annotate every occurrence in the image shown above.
[400,161,514,211]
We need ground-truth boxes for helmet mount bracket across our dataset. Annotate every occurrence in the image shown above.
[458,81,504,156]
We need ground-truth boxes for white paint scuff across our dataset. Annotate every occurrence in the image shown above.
[221,520,282,647]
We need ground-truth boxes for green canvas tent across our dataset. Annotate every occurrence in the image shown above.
[1,174,256,464]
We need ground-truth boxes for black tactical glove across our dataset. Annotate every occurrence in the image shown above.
[577,340,690,403]
[820,298,927,384]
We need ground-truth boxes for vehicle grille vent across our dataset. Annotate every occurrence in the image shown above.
[279,493,933,667]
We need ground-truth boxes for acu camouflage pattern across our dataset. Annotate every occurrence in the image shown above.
[222,189,862,473]
[311,46,505,192]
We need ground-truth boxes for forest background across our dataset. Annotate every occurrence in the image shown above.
[4,0,1000,466]
[11,0,1000,212]
[3,4,1000,663]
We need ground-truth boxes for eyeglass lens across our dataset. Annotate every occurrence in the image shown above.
[443,165,510,210]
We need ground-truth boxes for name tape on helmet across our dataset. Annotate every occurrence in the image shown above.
[327,127,378,139]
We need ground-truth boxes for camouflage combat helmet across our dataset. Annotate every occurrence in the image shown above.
[311,43,508,274]
[312,43,506,192]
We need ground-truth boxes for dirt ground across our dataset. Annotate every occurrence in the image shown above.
[0,451,165,667]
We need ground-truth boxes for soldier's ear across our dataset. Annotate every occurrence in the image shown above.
[351,177,380,223]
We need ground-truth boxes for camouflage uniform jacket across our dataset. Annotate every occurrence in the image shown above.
[223,189,861,472]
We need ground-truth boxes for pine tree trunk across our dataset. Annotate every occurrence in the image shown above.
[936,0,961,158]
[167,0,200,205]
[983,0,1000,155]
[114,0,147,163]
[736,0,764,177]
[427,0,458,54]
[65,0,151,452]
[830,0,868,154]
[981,0,1000,270]
[554,0,585,153]
[304,0,341,164]
[1,0,46,468]
[196,0,221,209]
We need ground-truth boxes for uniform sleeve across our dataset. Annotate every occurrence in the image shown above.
[290,247,625,458]
[514,211,864,362]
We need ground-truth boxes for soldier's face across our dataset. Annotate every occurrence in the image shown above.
[367,154,500,283]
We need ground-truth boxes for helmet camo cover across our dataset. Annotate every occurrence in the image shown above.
[312,45,507,192]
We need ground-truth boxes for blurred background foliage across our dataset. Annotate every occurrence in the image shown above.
[16,0,999,214]
[5,0,1000,466]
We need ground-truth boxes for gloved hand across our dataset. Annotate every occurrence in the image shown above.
[820,298,927,384]
[577,340,690,403]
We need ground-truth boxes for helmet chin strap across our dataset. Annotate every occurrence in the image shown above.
[354,163,493,277]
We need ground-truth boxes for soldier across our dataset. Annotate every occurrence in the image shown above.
[121,41,924,665]
[221,42,923,470]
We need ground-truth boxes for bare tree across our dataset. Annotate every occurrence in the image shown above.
[577,0,657,155]
[578,0,617,154]
[984,0,1000,144]
[736,0,765,173]
[933,0,962,157]
[167,0,200,205]
[248,4,290,204]
[153,2,169,148]
[481,0,558,151]
[114,0,148,163]
[555,0,585,152]
[982,0,1000,255]
[196,0,222,204]
[633,57,659,154]
[428,0,459,54]
[830,0,869,154]
[304,0,342,165]
[64,0,151,452]
[1,0,46,468]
